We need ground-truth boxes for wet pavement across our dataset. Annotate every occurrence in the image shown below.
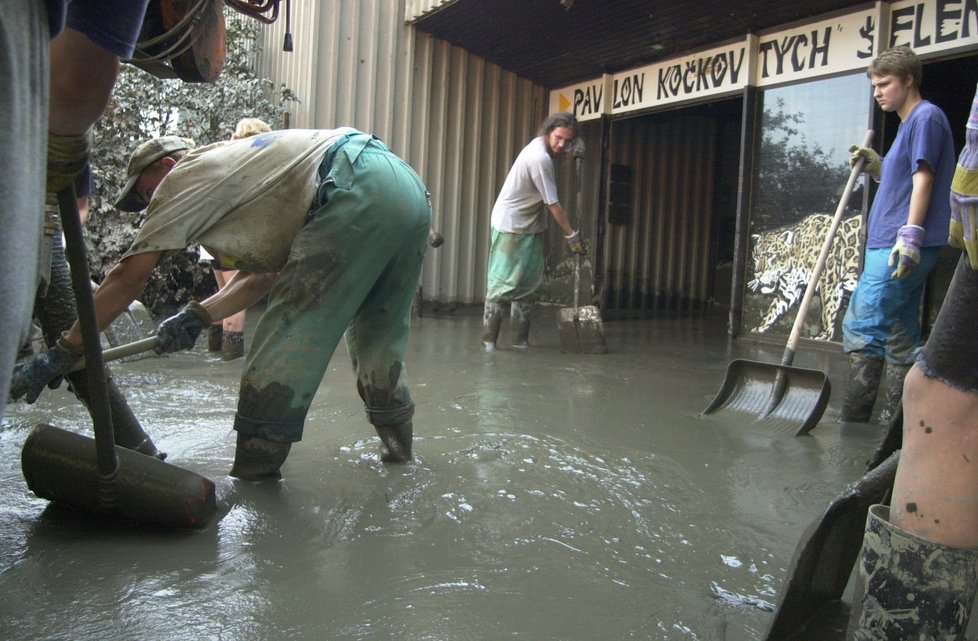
[1,306,891,640]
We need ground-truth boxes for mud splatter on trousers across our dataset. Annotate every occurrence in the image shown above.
[233,135,430,442]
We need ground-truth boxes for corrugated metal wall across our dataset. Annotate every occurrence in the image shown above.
[254,0,547,306]
[602,114,717,316]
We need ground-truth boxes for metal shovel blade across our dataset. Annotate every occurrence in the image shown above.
[557,305,608,354]
[702,358,830,436]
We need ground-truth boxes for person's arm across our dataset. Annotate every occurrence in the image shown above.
[888,163,935,278]
[546,201,575,237]
[64,250,163,345]
[199,270,277,321]
[907,162,934,227]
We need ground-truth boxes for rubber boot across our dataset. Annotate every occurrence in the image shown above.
[207,324,223,352]
[229,433,292,480]
[375,421,413,463]
[876,363,911,425]
[840,352,884,423]
[221,330,245,361]
[482,301,503,351]
[510,301,532,349]
[847,504,978,640]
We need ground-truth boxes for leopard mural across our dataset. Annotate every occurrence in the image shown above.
[747,213,862,341]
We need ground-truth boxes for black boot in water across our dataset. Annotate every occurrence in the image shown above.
[375,421,413,463]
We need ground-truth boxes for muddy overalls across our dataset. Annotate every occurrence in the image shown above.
[232,132,431,444]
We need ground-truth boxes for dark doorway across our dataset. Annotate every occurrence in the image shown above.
[600,97,743,318]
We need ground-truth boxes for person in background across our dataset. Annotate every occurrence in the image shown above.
[11,128,431,481]
[842,46,955,424]
[203,117,273,361]
[847,83,978,641]
[482,112,586,351]
[0,1,149,422]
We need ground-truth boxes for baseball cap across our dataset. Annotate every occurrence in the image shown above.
[114,136,195,211]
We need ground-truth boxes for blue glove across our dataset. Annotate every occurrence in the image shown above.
[155,301,212,354]
[565,230,587,255]
[888,224,925,278]
[8,335,83,403]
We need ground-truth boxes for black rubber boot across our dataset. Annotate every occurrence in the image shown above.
[207,324,223,352]
[229,433,292,480]
[482,301,503,351]
[375,421,413,463]
[847,504,978,640]
[510,301,532,349]
[876,363,911,425]
[840,352,884,423]
[221,331,245,361]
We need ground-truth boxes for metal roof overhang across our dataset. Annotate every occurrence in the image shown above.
[410,0,873,89]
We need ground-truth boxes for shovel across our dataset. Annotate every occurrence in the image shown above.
[703,130,874,436]
[557,145,608,354]
[761,451,898,640]
[21,185,217,530]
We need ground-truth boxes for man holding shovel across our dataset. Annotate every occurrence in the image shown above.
[482,112,587,351]
[842,46,955,424]
[11,129,432,480]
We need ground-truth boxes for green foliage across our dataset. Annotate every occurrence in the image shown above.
[752,98,853,231]
[87,12,297,315]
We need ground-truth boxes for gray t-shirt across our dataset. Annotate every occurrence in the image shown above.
[490,136,559,234]
[124,128,355,271]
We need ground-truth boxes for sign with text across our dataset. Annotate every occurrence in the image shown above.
[755,9,875,86]
[549,76,611,122]
[610,40,750,115]
[887,0,978,55]
[549,0,977,118]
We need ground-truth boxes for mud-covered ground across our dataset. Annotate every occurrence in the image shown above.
[1,307,901,640]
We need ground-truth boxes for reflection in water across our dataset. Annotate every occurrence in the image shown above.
[0,311,881,640]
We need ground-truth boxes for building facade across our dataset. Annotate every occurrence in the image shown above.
[257,0,978,342]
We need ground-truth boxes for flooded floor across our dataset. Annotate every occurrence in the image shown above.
[0,306,890,640]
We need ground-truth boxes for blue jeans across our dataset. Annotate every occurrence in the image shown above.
[842,246,941,364]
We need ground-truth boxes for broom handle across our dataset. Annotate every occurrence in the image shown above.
[781,129,873,366]
[574,153,583,314]
[58,186,119,480]
[69,336,160,372]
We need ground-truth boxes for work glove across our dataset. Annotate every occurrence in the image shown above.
[428,229,444,248]
[888,224,925,278]
[949,88,978,270]
[8,335,83,404]
[849,145,882,181]
[155,301,212,354]
[565,230,587,255]
[47,128,92,193]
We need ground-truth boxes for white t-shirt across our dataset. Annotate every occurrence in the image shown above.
[490,136,559,234]
[123,128,356,271]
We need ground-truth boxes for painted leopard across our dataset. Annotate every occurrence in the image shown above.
[748,213,862,341]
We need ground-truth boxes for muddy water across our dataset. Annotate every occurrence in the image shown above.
[0,309,884,640]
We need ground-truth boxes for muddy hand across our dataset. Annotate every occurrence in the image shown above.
[8,337,82,403]
[565,230,587,255]
[155,301,212,354]
[849,145,881,181]
[889,224,924,278]
[47,129,92,193]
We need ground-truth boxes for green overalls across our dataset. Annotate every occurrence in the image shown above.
[233,133,431,442]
